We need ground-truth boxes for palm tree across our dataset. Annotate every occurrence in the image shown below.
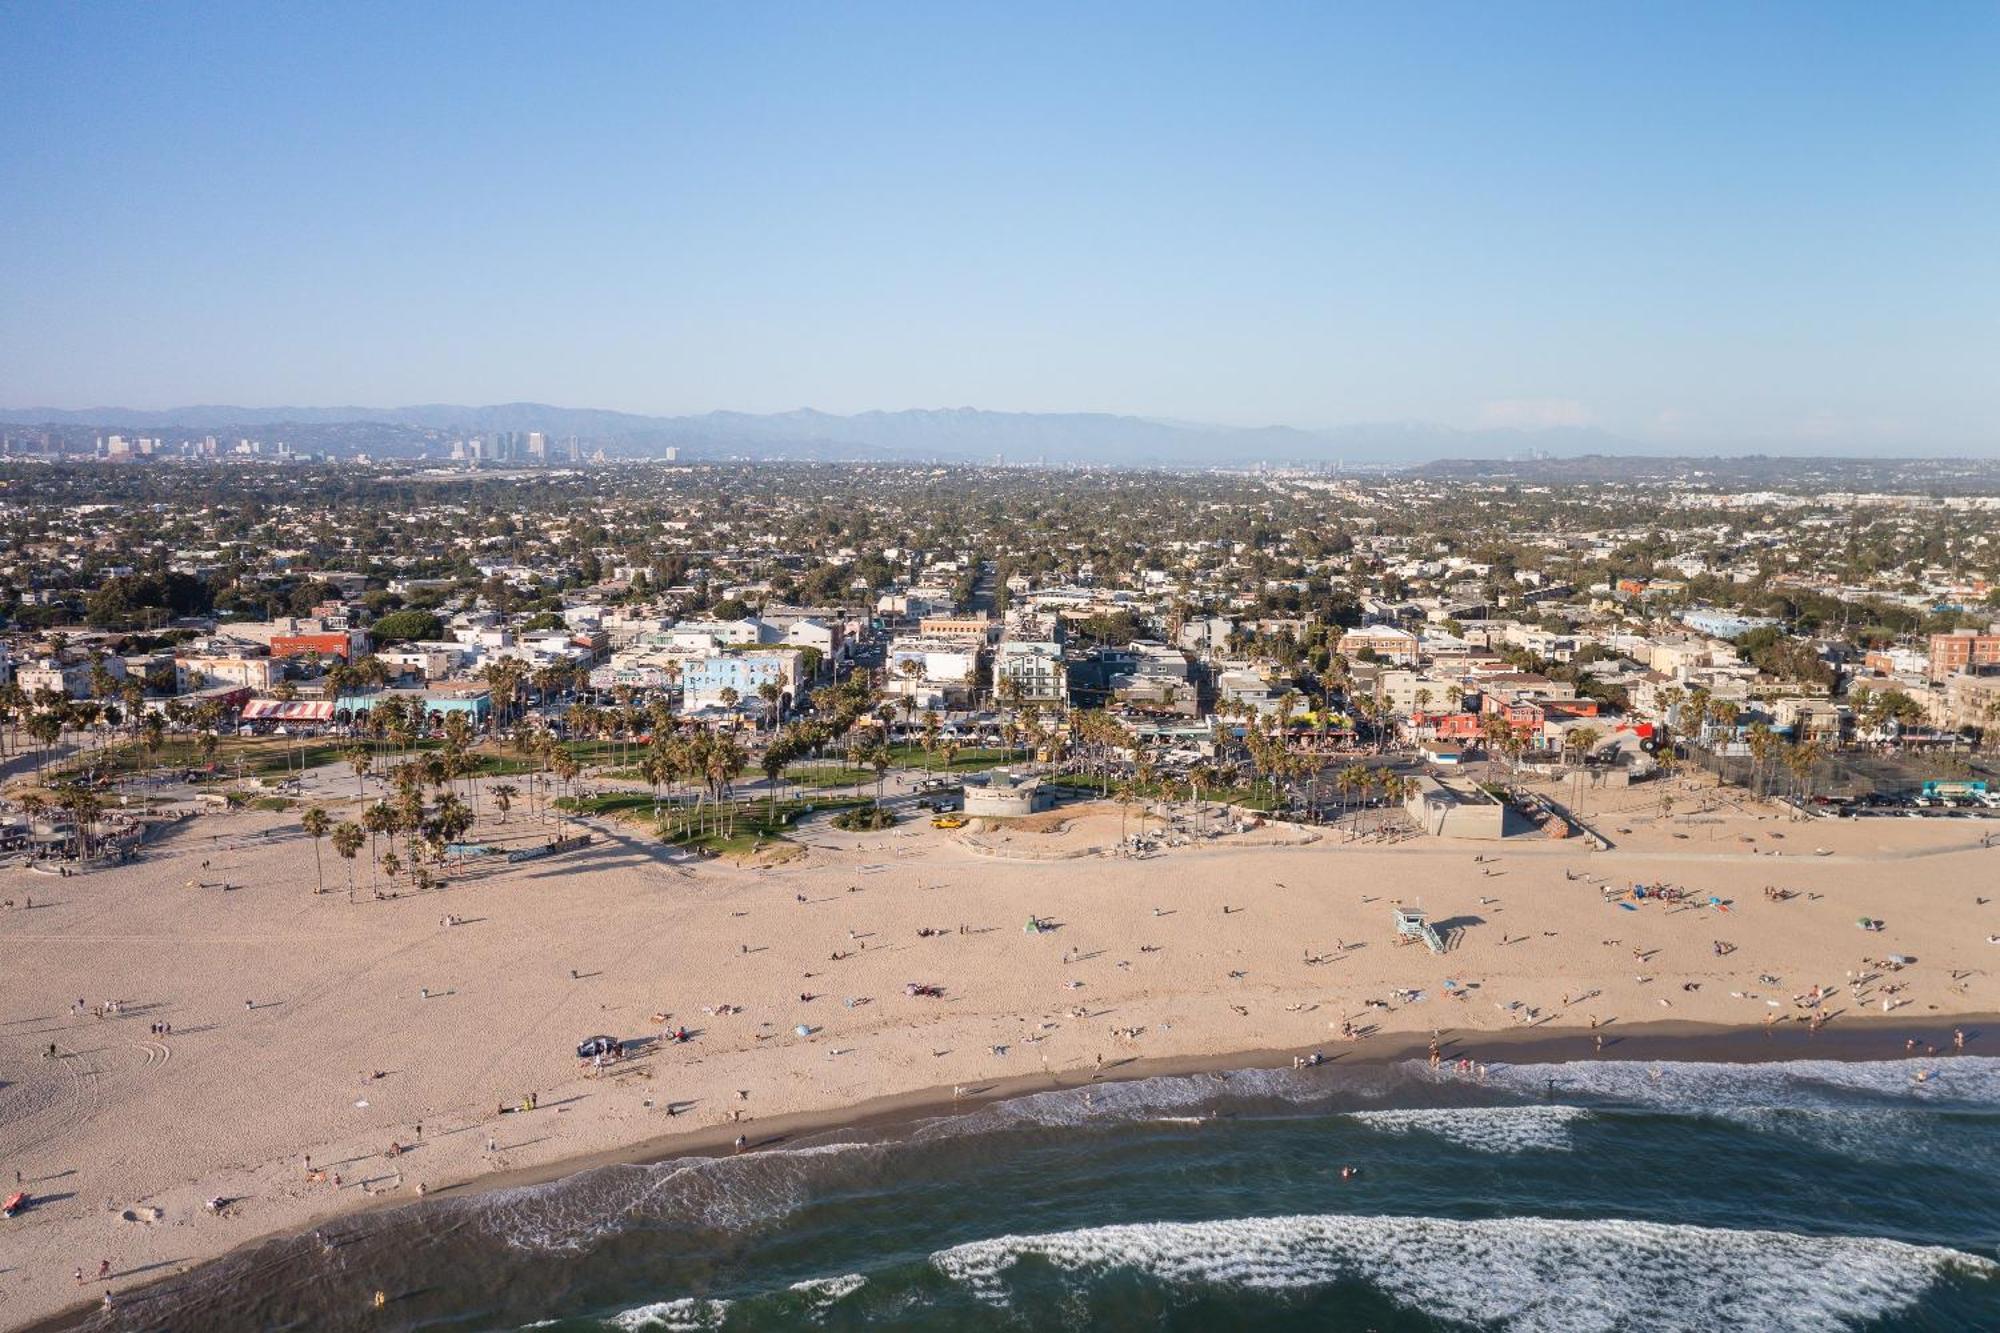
[331,820,364,901]
[1187,760,1215,807]
[1479,713,1513,780]
[141,712,167,780]
[1134,752,1161,834]
[429,793,474,847]
[344,742,372,796]
[1335,764,1362,825]
[862,740,893,809]
[481,659,526,735]
[491,782,519,823]
[1563,726,1603,768]
[920,711,941,771]
[301,805,332,895]
[1745,722,1777,797]
[1785,739,1823,806]
[896,658,924,724]
[760,736,788,818]
[27,709,63,781]
[361,801,395,892]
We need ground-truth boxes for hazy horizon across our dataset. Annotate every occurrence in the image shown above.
[3,4,1996,454]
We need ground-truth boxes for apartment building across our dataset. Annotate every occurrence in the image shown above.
[1928,629,2000,682]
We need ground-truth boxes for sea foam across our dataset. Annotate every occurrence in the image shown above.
[1476,1055,2000,1111]
[477,1141,881,1253]
[788,1272,868,1303]
[608,1296,730,1331]
[1346,1104,1590,1153]
[932,1212,1997,1331]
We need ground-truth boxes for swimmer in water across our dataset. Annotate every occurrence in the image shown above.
[1340,1165,1357,1181]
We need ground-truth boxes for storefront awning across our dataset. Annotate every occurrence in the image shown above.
[240,700,337,721]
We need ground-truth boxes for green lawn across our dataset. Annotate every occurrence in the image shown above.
[789,765,879,788]
[885,744,1017,772]
[1052,776,1282,813]
[558,790,872,856]
[658,795,872,856]
[786,745,1016,788]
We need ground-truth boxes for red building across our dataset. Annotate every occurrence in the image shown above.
[270,630,367,661]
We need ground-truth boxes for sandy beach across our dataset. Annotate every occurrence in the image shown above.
[4,768,1998,1330]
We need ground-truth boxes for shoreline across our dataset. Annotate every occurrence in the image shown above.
[416,1009,2000,1197]
[26,1010,1996,1333]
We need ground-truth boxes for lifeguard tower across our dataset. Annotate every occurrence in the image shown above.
[1392,905,1446,955]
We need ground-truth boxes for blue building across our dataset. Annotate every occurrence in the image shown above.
[1680,610,1778,640]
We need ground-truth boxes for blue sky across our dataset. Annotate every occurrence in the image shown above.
[2,2,1995,450]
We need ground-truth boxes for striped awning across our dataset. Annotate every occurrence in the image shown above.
[240,700,337,721]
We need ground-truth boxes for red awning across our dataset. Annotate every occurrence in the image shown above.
[240,700,336,721]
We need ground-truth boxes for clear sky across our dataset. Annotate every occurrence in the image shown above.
[2,2,1995,450]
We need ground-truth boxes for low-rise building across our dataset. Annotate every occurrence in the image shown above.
[682,650,804,710]
[1928,628,2000,682]
[962,769,1055,817]
[1338,624,1420,664]
[995,639,1066,706]
[887,636,981,708]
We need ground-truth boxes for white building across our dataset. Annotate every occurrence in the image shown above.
[887,636,981,708]
[995,639,1066,705]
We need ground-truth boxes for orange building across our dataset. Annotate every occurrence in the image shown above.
[270,630,367,661]
[1927,630,2000,681]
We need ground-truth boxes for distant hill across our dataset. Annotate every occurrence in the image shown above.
[1414,453,2000,491]
[0,402,1663,467]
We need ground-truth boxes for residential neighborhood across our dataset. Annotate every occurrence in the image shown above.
[1,457,1997,835]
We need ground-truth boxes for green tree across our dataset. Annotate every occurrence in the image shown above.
[301,805,332,895]
[331,820,364,900]
[369,609,445,643]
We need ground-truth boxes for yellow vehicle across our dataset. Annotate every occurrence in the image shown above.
[931,814,967,830]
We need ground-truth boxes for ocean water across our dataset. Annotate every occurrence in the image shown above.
[74,1056,2000,1332]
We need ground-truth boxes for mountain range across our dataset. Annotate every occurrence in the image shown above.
[0,402,1647,467]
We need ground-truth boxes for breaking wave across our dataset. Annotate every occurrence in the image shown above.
[1346,1104,1590,1153]
[1478,1055,2000,1110]
[609,1297,731,1330]
[931,1212,1998,1331]
[475,1141,882,1253]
